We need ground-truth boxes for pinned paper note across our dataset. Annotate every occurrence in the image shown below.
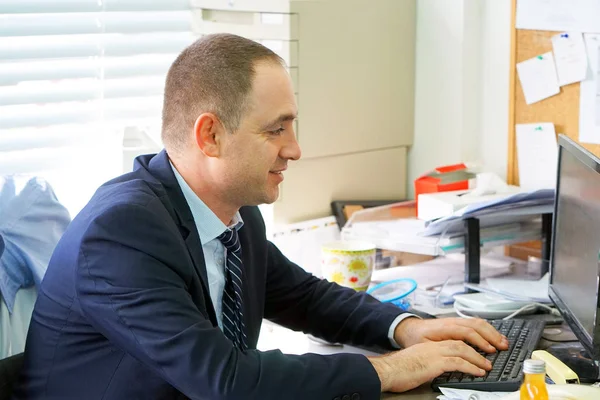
[579,33,600,145]
[551,32,588,86]
[516,52,560,105]
[516,123,558,190]
[516,0,600,32]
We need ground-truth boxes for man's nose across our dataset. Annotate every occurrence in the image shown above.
[281,132,301,161]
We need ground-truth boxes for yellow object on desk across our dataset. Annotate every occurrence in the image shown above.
[501,384,600,400]
[519,359,548,400]
[531,350,580,385]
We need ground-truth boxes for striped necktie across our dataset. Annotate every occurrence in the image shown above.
[217,228,248,350]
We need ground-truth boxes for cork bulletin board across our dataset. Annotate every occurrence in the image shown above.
[507,0,600,185]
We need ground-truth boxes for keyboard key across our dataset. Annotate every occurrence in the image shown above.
[486,373,501,382]
[486,353,499,363]
[519,350,532,362]
[448,372,462,383]
[510,364,523,379]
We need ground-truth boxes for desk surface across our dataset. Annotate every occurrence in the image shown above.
[381,386,437,399]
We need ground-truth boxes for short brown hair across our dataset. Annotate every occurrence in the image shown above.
[161,33,284,153]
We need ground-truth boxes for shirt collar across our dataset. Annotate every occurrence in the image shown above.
[170,162,243,245]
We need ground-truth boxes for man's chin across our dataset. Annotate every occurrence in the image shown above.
[245,188,279,206]
[262,187,280,205]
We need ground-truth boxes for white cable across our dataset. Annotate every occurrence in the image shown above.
[501,302,556,320]
[454,305,476,319]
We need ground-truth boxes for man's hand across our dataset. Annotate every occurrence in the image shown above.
[393,317,509,352]
[367,340,492,393]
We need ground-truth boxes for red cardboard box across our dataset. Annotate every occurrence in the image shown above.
[414,163,476,214]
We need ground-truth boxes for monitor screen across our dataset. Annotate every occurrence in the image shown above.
[550,136,600,357]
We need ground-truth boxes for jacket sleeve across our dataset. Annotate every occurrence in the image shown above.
[264,241,405,350]
[77,199,383,400]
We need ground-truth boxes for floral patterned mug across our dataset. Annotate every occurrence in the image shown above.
[321,240,376,291]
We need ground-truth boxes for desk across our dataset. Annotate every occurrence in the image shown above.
[381,385,437,400]
[257,321,440,399]
[257,320,593,399]
[259,318,599,399]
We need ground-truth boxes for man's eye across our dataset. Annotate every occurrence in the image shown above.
[269,127,285,135]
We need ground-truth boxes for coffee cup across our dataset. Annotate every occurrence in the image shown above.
[321,240,376,291]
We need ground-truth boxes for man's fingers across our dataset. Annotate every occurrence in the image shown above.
[443,357,487,377]
[455,318,508,350]
[442,340,492,371]
[447,326,495,353]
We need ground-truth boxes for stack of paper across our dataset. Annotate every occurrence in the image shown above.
[421,189,554,237]
[344,219,542,256]
[341,189,553,257]
[438,387,509,400]
[465,273,551,304]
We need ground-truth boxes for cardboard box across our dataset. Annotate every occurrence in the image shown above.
[414,163,476,214]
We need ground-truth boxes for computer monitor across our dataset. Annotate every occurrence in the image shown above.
[549,135,600,361]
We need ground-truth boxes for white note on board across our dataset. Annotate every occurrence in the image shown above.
[579,33,600,145]
[551,32,588,86]
[516,0,600,32]
[516,52,560,105]
[516,123,558,190]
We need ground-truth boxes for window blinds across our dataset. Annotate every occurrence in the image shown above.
[0,0,195,215]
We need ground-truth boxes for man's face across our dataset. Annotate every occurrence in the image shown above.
[216,61,301,206]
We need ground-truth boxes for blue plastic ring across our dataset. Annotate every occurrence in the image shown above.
[367,278,418,303]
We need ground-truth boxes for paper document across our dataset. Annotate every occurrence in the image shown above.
[438,387,508,400]
[485,273,550,303]
[517,53,560,105]
[579,33,600,145]
[516,0,600,32]
[516,123,558,191]
[551,32,588,86]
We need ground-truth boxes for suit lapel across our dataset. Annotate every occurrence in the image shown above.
[144,151,217,324]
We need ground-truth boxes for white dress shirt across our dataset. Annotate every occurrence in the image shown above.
[170,164,416,346]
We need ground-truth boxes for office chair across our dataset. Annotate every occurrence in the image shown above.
[0,352,24,400]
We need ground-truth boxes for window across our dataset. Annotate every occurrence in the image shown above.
[0,0,196,216]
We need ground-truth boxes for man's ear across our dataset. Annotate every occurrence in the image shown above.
[193,113,224,157]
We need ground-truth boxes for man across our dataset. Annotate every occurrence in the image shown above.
[15,34,507,399]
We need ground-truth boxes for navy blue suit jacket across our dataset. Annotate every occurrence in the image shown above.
[15,151,405,399]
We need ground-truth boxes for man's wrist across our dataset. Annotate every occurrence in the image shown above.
[393,316,420,348]
[367,356,391,392]
[389,314,421,348]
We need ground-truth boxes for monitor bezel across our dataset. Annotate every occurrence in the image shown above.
[549,135,600,360]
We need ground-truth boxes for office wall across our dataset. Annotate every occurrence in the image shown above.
[408,0,512,197]
[479,0,511,181]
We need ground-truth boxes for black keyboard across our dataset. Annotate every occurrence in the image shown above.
[432,319,546,392]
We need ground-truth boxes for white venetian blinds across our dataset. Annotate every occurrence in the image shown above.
[0,0,196,215]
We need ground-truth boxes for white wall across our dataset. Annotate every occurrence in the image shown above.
[408,0,512,197]
[479,0,512,180]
